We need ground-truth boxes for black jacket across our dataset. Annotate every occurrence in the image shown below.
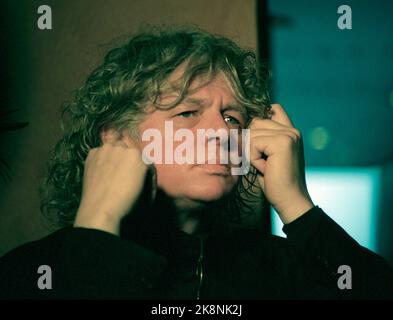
[1,206,392,299]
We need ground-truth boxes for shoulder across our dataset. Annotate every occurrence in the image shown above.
[1,228,65,261]
[0,228,70,299]
[216,226,296,262]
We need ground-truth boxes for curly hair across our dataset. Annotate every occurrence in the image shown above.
[40,25,272,227]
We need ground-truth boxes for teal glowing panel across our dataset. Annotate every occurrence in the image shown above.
[271,167,381,251]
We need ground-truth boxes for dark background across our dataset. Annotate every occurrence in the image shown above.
[0,0,258,256]
[1,0,392,264]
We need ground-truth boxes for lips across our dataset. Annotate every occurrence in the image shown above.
[197,163,231,175]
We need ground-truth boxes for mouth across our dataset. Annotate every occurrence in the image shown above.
[196,163,231,176]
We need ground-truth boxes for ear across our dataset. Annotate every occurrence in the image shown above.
[100,127,138,148]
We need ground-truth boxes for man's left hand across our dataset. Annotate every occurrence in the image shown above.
[249,103,314,224]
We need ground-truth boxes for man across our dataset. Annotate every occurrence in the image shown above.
[1,26,392,299]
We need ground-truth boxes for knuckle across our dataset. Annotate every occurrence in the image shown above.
[250,129,261,137]
[291,128,301,139]
[280,134,294,146]
[127,147,141,156]
[271,103,283,110]
[102,142,111,148]
[113,144,125,150]
[86,147,98,158]
[127,148,144,163]
[249,117,265,127]
[287,132,298,141]
[250,119,271,131]
[101,143,112,151]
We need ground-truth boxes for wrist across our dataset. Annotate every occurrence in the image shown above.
[74,207,121,236]
[275,195,314,224]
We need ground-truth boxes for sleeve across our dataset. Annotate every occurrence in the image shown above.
[0,227,167,299]
[282,206,393,299]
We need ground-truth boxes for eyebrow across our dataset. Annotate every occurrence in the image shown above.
[183,97,207,107]
[183,97,248,119]
[223,103,248,121]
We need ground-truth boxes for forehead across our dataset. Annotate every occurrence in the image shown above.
[160,64,238,104]
[191,74,234,98]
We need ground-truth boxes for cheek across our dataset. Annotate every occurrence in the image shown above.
[137,118,240,200]
[155,164,189,190]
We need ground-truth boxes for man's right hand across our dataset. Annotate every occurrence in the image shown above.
[74,140,148,235]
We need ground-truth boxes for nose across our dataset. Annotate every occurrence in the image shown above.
[194,110,232,166]
[199,109,230,144]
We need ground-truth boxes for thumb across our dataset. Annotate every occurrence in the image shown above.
[100,128,121,145]
[100,128,138,148]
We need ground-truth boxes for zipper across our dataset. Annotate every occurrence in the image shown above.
[195,236,205,300]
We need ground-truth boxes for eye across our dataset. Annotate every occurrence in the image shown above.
[224,115,241,126]
[177,111,198,118]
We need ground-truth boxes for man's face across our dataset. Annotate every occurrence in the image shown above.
[137,72,247,208]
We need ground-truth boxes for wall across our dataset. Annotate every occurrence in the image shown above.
[0,0,257,256]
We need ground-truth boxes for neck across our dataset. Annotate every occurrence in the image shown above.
[173,197,225,235]
[177,214,200,234]
[173,199,208,235]
[121,189,226,240]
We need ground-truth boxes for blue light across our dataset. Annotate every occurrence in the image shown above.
[271,167,381,251]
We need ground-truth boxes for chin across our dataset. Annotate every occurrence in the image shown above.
[157,168,238,205]
[185,177,236,202]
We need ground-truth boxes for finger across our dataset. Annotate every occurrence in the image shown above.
[250,135,276,171]
[249,119,300,138]
[249,135,292,170]
[250,128,300,141]
[249,118,287,130]
[270,103,295,128]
